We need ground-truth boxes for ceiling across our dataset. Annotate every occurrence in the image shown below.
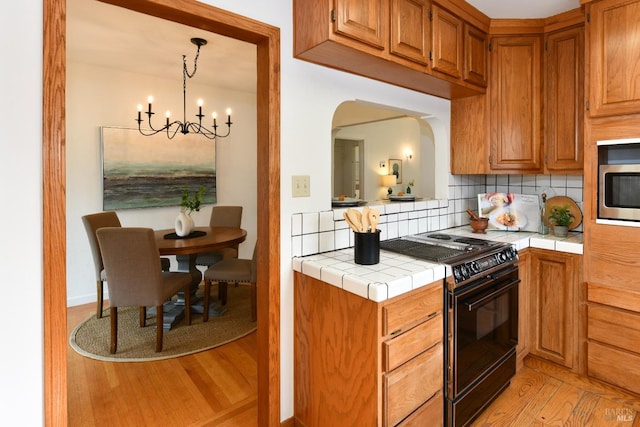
[467,0,581,19]
[67,0,257,93]
[67,0,582,95]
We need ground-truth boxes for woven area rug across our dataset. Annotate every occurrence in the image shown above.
[70,284,256,362]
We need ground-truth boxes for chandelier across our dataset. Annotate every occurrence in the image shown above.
[136,37,232,140]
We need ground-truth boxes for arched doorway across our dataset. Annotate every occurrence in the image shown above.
[42,0,281,424]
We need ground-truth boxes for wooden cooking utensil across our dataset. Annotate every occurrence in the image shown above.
[466,208,481,221]
[361,207,370,232]
[346,208,364,232]
[343,211,359,232]
[368,209,380,232]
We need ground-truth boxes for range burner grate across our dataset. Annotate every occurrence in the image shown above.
[380,239,464,262]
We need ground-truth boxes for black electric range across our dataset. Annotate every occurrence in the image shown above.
[379,232,518,287]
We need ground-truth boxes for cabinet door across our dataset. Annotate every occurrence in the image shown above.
[431,5,463,79]
[516,249,530,370]
[463,23,488,87]
[390,0,430,65]
[530,250,578,369]
[545,26,584,173]
[489,36,543,172]
[335,0,387,49]
[589,0,640,117]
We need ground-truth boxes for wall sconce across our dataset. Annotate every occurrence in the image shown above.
[405,150,413,160]
[379,161,386,169]
[380,174,397,195]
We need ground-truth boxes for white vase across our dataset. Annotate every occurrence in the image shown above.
[175,212,194,237]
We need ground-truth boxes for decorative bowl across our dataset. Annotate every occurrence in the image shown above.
[470,217,489,234]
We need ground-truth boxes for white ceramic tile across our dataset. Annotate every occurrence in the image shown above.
[342,274,371,299]
[291,214,302,236]
[386,276,413,299]
[319,211,335,232]
[368,283,388,302]
[556,240,583,255]
[300,260,322,280]
[530,237,556,250]
[319,231,336,253]
[384,203,401,214]
[291,235,302,257]
[291,257,303,272]
[320,266,346,288]
[302,212,319,234]
[301,233,319,256]
[335,228,350,250]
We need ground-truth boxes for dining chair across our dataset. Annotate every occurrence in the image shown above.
[203,242,257,322]
[82,211,170,318]
[196,205,243,266]
[96,227,192,353]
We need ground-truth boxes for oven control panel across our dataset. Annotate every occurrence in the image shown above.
[451,245,518,284]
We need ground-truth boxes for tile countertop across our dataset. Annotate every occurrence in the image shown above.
[291,226,583,303]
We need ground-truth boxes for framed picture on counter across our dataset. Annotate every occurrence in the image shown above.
[389,158,402,184]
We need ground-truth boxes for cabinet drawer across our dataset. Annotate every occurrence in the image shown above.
[588,305,640,354]
[383,312,442,371]
[384,343,443,426]
[588,341,640,395]
[587,283,640,313]
[383,284,442,336]
[397,390,443,427]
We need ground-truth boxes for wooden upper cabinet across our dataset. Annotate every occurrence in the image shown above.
[589,0,640,117]
[489,35,543,172]
[390,0,431,65]
[431,4,463,79]
[334,0,388,49]
[545,25,584,173]
[463,23,488,87]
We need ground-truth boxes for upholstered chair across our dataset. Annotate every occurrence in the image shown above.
[96,227,192,353]
[196,205,243,265]
[82,211,170,319]
[203,242,257,322]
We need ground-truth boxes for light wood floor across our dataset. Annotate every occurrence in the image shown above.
[68,302,640,426]
[67,301,258,426]
[471,357,640,427]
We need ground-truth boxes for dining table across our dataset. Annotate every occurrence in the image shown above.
[154,226,247,329]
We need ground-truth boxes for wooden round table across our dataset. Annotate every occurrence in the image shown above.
[155,226,247,257]
[154,226,247,328]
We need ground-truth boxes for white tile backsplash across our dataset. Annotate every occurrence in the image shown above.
[292,173,584,257]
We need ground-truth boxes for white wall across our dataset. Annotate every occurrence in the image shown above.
[5,0,451,424]
[66,61,258,306]
[0,2,44,425]
[334,117,426,201]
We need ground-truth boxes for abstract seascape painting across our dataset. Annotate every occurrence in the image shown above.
[101,127,216,210]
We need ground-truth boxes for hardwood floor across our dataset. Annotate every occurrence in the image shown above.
[472,357,640,427]
[67,302,258,426]
[68,301,640,427]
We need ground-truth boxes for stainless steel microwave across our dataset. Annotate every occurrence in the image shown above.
[598,139,640,222]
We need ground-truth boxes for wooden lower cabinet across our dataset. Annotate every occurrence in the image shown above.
[515,249,530,370]
[587,283,640,395]
[294,271,443,426]
[529,249,581,370]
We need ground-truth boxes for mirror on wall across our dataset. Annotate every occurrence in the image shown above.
[332,100,436,203]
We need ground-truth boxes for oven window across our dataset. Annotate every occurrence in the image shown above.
[454,274,518,395]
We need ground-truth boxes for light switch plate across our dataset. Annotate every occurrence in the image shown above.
[292,175,310,197]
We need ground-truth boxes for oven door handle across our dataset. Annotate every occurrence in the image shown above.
[462,279,520,311]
